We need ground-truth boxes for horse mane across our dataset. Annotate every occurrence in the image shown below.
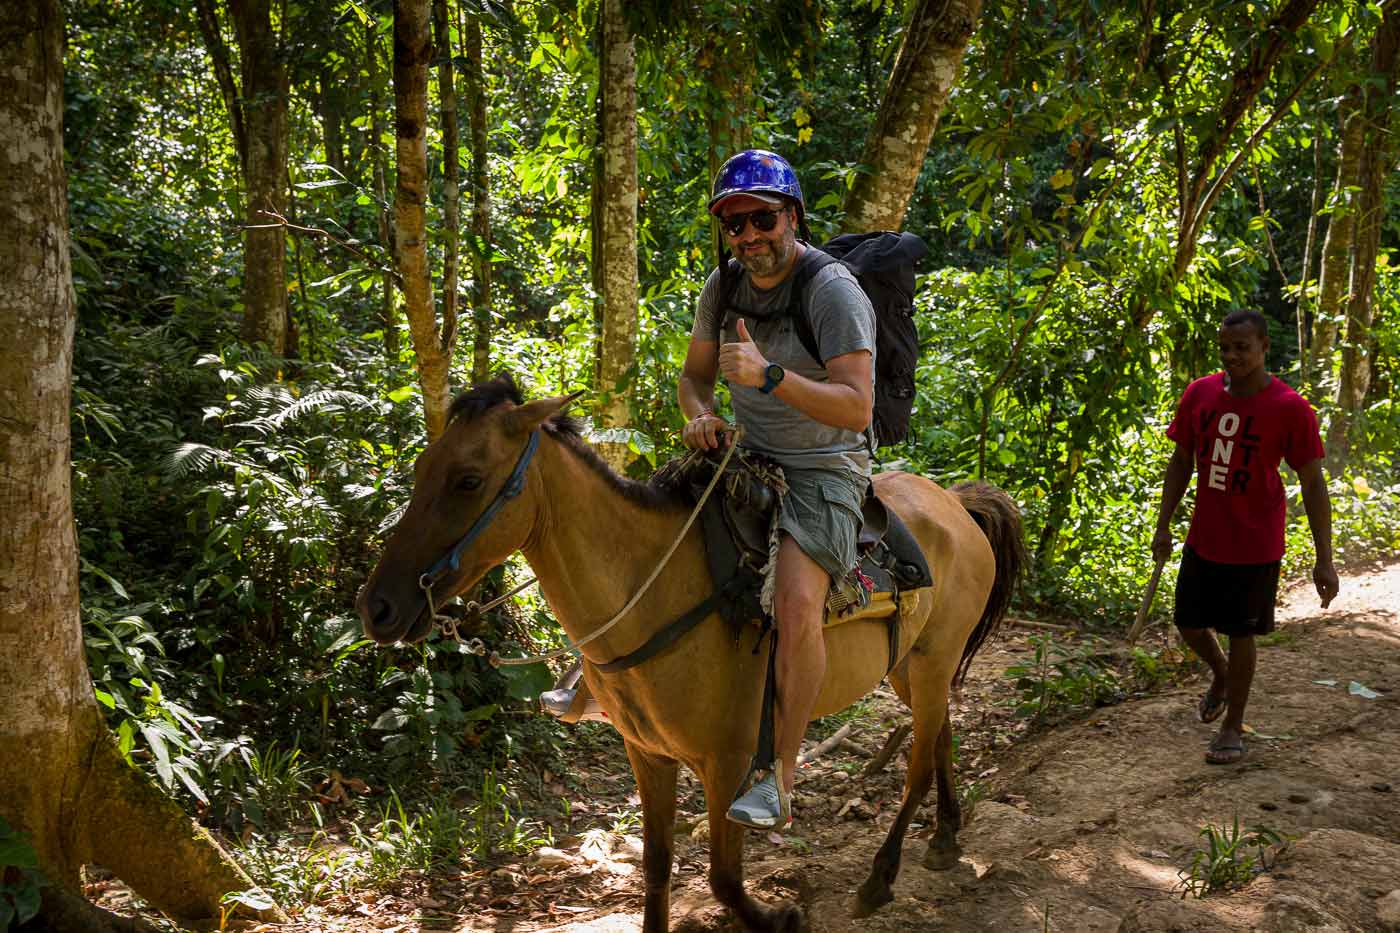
[448,373,687,513]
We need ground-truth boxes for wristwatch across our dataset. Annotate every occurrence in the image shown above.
[759,362,785,395]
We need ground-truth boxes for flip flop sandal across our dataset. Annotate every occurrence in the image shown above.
[1205,739,1246,765]
[1198,690,1228,724]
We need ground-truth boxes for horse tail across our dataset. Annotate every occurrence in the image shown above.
[950,481,1025,686]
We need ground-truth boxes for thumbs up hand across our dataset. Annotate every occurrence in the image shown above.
[718,317,767,388]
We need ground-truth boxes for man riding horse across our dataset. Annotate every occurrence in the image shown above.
[682,150,877,828]
[545,150,876,829]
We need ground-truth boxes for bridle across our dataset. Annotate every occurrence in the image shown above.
[416,429,540,634]
[411,425,744,669]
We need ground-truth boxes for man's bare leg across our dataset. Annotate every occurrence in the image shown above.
[1208,635,1256,762]
[771,534,829,797]
[1177,624,1229,716]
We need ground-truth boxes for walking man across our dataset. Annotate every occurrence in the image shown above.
[1152,309,1339,764]
[680,150,876,826]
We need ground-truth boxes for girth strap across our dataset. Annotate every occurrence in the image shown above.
[593,592,719,674]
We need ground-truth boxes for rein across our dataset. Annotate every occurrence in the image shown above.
[424,428,743,669]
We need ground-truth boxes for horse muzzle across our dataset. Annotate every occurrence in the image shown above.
[356,583,428,645]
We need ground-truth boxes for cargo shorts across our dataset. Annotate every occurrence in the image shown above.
[776,467,868,582]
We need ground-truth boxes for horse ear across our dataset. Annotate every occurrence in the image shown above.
[506,390,585,435]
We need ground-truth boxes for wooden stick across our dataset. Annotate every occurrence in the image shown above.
[863,722,912,776]
[797,722,854,766]
[1008,617,1074,631]
[1126,558,1167,646]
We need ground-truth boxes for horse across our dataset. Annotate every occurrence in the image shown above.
[357,374,1024,932]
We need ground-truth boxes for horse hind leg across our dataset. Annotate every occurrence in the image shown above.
[852,707,939,918]
[923,716,964,870]
[703,771,807,933]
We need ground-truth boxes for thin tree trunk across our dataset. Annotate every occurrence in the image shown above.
[368,17,400,359]
[229,0,290,355]
[0,3,272,926]
[394,0,454,439]
[1331,6,1400,462]
[433,0,460,355]
[593,0,639,472]
[463,13,493,383]
[1297,132,1323,383]
[1310,84,1364,388]
[842,0,983,232]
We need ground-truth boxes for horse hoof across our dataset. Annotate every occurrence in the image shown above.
[851,879,893,919]
[773,903,808,933]
[923,843,962,872]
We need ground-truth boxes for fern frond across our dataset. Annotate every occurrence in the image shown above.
[161,443,233,478]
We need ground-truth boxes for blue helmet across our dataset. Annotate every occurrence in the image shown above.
[708,149,805,217]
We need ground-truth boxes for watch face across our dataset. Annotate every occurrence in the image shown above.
[766,363,784,382]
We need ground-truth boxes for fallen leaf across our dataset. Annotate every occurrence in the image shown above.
[1312,678,1339,687]
[1348,681,1380,699]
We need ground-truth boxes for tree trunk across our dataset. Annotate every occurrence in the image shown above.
[463,14,493,383]
[229,0,290,355]
[1330,6,1400,462]
[394,0,454,439]
[0,3,271,926]
[841,0,984,232]
[433,0,461,356]
[1310,83,1364,389]
[593,0,639,472]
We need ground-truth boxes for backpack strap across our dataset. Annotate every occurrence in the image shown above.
[713,246,838,367]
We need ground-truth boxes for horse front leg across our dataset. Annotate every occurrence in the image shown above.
[924,716,963,870]
[702,768,807,933]
[852,708,938,918]
[623,742,679,933]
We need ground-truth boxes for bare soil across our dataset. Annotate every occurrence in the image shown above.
[231,562,1400,932]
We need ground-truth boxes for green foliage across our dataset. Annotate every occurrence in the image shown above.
[1176,816,1286,898]
[1003,635,1123,721]
[0,817,46,932]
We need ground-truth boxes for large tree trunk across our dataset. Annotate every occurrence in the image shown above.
[0,3,269,928]
[1330,6,1400,462]
[592,0,639,472]
[841,0,983,232]
[1310,82,1364,389]
[463,14,493,383]
[394,0,454,439]
[229,0,290,354]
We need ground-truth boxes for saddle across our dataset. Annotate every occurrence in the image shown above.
[652,447,933,671]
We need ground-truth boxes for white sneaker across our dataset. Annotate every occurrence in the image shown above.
[539,687,609,723]
[726,773,788,829]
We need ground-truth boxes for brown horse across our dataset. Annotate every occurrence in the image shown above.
[357,375,1023,932]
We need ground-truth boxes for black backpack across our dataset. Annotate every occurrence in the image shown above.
[714,231,929,446]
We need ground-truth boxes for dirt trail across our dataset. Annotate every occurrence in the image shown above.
[502,562,1400,933]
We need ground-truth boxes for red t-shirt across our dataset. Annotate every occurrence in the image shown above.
[1166,373,1324,564]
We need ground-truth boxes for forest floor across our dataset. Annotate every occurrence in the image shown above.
[210,561,1400,932]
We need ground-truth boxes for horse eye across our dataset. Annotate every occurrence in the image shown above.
[455,475,482,493]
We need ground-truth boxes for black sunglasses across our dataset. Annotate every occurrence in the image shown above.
[720,208,784,238]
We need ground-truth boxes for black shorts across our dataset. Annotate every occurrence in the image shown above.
[1174,545,1281,637]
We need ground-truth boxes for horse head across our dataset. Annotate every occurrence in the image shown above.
[356,374,575,645]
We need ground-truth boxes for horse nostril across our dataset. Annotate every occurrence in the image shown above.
[357,587,398,638]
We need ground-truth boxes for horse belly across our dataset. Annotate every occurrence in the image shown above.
[810,619,897,718]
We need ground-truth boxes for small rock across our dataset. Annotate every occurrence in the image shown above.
[1287,792,1311,804]
[1261,893,1347,932]
[1372,782,1393,793]
[532,847,576,869]
[1377,889,1400,932]
[613,834,644,863]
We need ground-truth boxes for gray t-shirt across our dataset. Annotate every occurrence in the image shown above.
[692,249,876,475]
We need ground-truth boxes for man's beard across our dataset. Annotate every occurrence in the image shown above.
[735,230,797,279]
